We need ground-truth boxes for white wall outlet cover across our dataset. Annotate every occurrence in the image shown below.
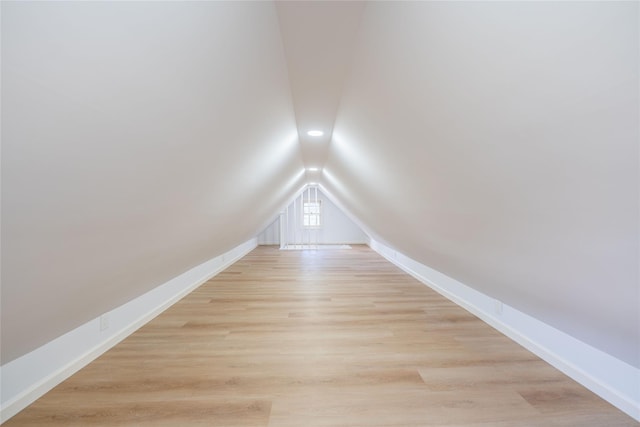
[100,314,109,332]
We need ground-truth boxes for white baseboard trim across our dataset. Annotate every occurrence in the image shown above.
[369,238,640,422]
[278,241,369,246]
[0,238,257,424]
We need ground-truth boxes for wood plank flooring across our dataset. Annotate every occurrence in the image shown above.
[5,245,637,426]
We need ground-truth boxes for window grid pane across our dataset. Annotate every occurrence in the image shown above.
[303,201,321,228]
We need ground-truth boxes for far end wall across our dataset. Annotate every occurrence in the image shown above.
[257,188,368,245]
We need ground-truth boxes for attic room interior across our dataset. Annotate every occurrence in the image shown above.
[1,1,638,425]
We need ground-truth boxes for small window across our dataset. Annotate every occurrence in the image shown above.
[303,201,321,228]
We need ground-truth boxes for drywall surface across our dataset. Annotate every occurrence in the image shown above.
[281,187,368,245]
[1,2,303,363]
[275,1,365,166]
[324,2,639,367]
[258,218,280,245]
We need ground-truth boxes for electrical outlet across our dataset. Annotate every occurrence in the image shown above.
[100,313,110,331]
[494,300,503,316]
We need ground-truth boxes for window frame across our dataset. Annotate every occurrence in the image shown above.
[302,200,322,229]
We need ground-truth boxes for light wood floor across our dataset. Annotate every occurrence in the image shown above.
[6,245,637,426]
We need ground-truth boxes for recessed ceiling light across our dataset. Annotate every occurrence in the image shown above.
[307,167,319,171]
[307,130,323,137]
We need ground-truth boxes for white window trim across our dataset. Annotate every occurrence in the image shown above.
[302,200,322,229]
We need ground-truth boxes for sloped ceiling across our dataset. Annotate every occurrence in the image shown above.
[276,1,364,177]
[2,1,638,371]
[1,1,304,363]
[322,2,639,367]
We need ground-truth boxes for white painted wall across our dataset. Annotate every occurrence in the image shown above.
[257,218,280,245]
[324,1,639,369]
[280,187,368,245]
[1,2,303,365]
